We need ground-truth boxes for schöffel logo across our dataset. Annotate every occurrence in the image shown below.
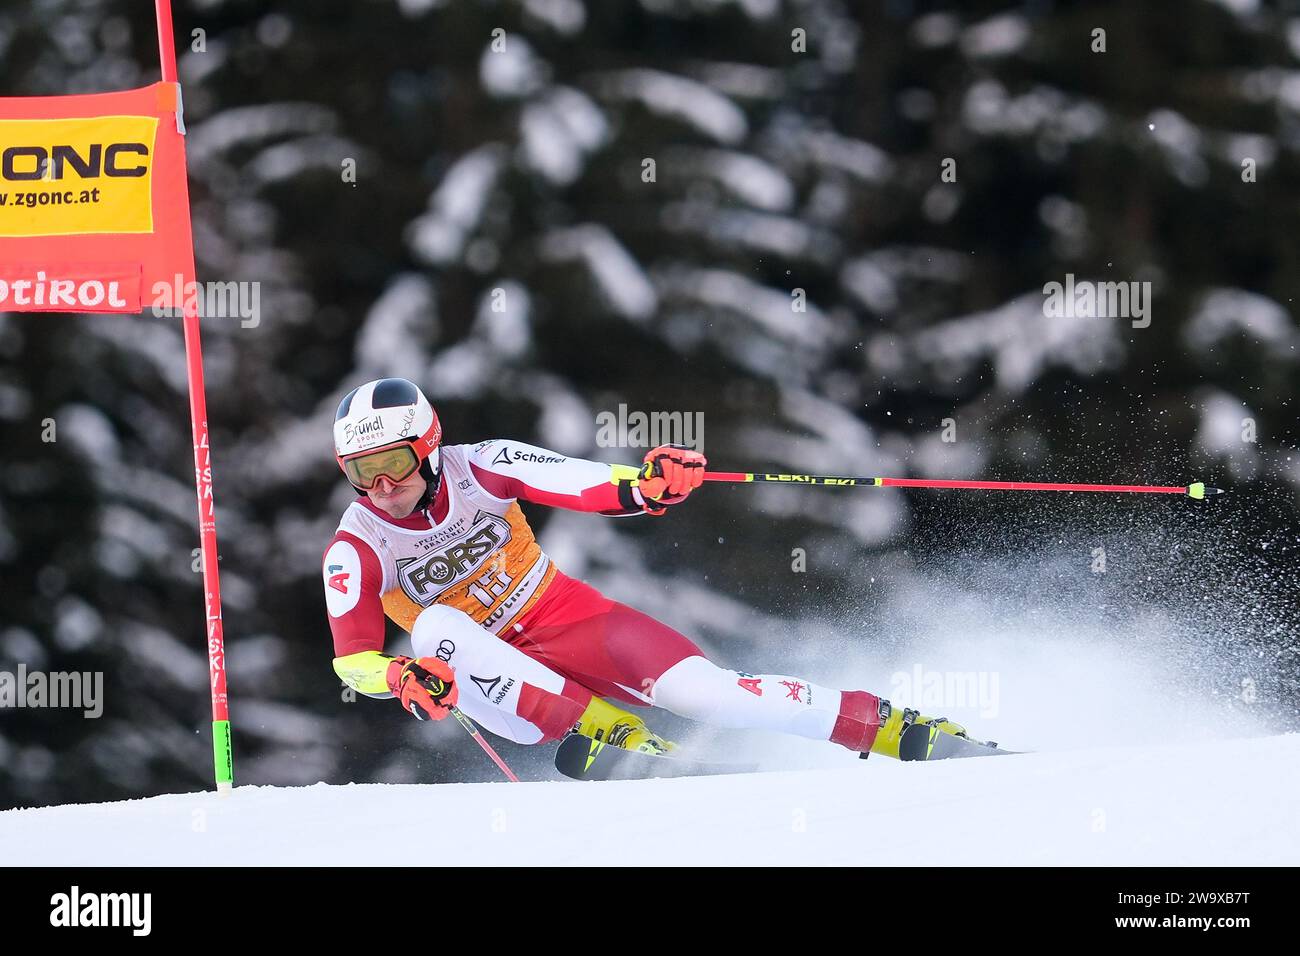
[490,445,567,467]
[493,677,515,705]
[471,675,500,697]
[0,116,159,237]
[469,675,516,705]
[395,511,512,604]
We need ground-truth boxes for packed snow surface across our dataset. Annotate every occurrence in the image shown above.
[3,734,1296,866]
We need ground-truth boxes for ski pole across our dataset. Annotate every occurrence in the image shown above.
[701,472,1223,499]
[449,706,520,783]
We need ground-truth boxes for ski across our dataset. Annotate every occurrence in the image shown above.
[556,726,1020,780]
[897,723,1019,761]
[554,733,760,781]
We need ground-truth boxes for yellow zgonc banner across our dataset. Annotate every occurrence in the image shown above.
[0,114,159,237]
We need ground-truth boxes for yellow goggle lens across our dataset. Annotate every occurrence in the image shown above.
[343,445,419,489]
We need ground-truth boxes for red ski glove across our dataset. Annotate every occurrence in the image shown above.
[385,656,459,721]
[637,444,707,515]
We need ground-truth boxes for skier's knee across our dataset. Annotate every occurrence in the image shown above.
[653,655,729,721]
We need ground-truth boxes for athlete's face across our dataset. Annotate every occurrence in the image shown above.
[368,470,427,519]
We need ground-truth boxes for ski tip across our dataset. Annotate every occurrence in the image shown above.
[1187,482,1224,500]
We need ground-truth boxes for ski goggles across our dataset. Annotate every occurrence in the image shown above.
[341,443,437,490]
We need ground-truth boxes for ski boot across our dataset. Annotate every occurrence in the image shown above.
[573,696,676,755]
[867,701,969,760]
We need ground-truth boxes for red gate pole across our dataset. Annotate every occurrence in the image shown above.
[156,0,234,793]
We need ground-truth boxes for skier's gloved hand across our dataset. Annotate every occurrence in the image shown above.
[637,444,707,515]
[385,655,458,720]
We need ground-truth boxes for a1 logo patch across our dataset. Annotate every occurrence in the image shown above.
[323,539,363,617]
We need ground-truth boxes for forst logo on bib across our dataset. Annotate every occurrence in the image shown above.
[395,511,512,604]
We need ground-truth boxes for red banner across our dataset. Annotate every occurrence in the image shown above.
[0,262,143,313]
[0,82,195,315]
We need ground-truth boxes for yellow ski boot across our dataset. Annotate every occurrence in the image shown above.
[868,702,968,760]
[573,696,676,754]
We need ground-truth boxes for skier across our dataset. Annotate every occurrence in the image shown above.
[324,377,968,760]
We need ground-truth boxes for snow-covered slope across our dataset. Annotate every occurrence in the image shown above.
[3,734,1296,865]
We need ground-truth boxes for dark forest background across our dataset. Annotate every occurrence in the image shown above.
[2,0,1299,811]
